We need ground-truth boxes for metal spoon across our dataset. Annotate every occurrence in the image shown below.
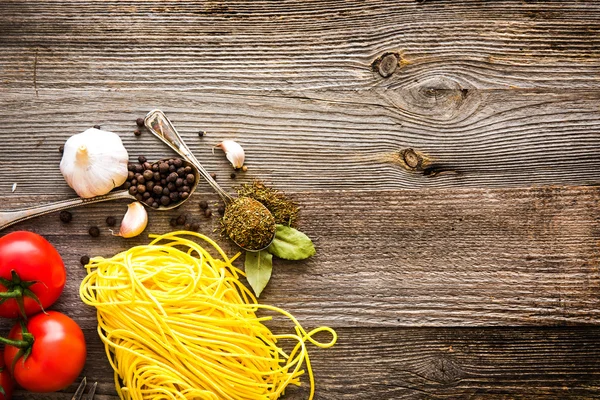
[0,159,200,231]
[144,109,276,251]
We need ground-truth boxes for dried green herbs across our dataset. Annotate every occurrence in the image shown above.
[223,197,276,251]
[236,181,299,226]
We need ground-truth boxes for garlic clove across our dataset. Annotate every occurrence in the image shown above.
[214,140,245,169]
[117,202,148,238]
[60,128,129,198]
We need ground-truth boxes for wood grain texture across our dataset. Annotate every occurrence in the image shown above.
[1,185,599,327]
[0,89,599,192]
[1,0,600,91]
[8,327,600,399]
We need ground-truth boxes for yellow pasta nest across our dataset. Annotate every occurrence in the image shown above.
[79,231,336,400]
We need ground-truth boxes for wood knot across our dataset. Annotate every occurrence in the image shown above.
[402,148,421,169]
[372,52,399,78]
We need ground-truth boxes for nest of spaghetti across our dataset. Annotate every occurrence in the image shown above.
[79,231,336,400]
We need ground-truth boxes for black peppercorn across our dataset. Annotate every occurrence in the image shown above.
[136,117,144,127]
[106,216,116,226]
[190,222,200,231]
[204,209,212,218]
[128,186,137,195]
[93,125,101,130]
[175,178,183,187]
[181,192,189,200]
[184,223,192,230]
[144,197,153,206]
[153,172,161,181]
[143,170,154,181]
[160,196,171,206]
[151,202,159,208]
[152,164,159,172]
[186,174,195,184]
[169,165,176,173]
[169,192,179,202]
[143,192,151,200]
[198,131,205,137]
[134,129,142,136]
[176,214,186,225]
[153,185,163,195]
[137,184,146,194]
[131,179,137,186]
[182,185,191,193]
[138,155,147,164]
[184,166,192,174]
[166,172,177,183]
[59,145,65,154]
[160,178,167,186]
[217,205,225,216]
[135,164,143,173]
[127,171,135,180]
[170,218,177,227]
[89,226,100,237]
[128,163,137,171]
[59,210,72,223]
[199,200,208,210]
[135,193,143,202]
[162,187,170,196]
[123,181,131,190]
[230,172,236,179]
[174,159,183,168]
[143,162,152,171]
[159,163,169,174]
[167,182,176,192]
[80,255,90,265]
[146,181,154,192]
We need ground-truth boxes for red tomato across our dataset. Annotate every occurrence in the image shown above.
[4,311,86,392]
[0,352,14,400]
[0,231,66,318]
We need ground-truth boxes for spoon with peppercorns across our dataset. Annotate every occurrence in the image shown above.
[144,110,276,252]
[0,157,200,232]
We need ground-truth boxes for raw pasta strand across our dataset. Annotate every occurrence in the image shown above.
[79,231,337,400]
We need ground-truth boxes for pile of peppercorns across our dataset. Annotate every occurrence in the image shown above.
[123,156,195,208]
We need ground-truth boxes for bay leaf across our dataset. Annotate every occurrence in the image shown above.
[267,224,316,260]
[244,250,273,298]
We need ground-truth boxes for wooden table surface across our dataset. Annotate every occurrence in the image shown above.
[2,1,600,399]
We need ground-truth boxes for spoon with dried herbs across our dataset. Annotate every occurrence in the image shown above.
[144,109,276,251]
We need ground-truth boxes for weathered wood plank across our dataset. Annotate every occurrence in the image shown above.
[9,327,600,399]
[1,1,599,90]
[0,89,599,192]
[1,185,598,327]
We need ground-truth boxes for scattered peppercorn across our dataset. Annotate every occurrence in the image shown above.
[136,117,144,127]
[138,156,147,164]
[89,226,100,237]
[199,200,208,210]
[106,216,116,226]
[80,255,90,266]
[59,145,64,154]
[170,218,177,227]
[204,209,212,218]
[198,131,205,137]
[217,205,225,216]
[93,125,101,130]
[190,222,200,232]
[134,129,142,136]
[230,172,236,179]
[59,210,72,223]
[176,214,186,225]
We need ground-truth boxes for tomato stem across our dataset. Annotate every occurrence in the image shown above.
[0,270,45,318]
[0,332,33,349]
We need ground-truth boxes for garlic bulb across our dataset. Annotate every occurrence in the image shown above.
[60,128,129,198]
[214,140,245,169]
[116,202,148,238]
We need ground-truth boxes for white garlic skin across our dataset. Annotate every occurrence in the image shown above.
[215,140,245,169]
[60,128,129,198]
[118,202,148,238]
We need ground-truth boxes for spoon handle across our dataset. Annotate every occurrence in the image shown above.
[144,110,233,203]
[0,190,132,231]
